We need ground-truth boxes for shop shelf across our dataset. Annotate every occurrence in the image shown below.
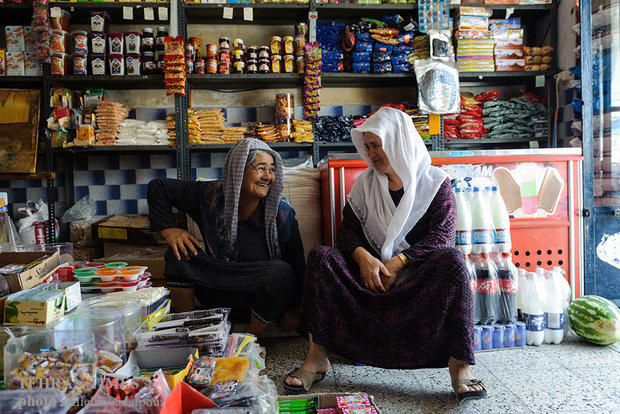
[187,73,304,89]
[48,2,170,24]
[315,3,416,20]
[458,71,554,82]
[321,72,415,87]
[0,3,33,23]
[443,137,548,146]
[47,75,165,89]
[190,142,312,151]
[183,3,308,24]
[52,145,175,153]
[0,76,43,88]
[318,140,431,148]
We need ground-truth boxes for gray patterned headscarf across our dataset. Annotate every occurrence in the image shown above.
[219,138,284,260]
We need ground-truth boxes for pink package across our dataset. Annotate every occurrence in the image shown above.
[336,394,378,414]
[317,410,337,414]
[341,408,378,414]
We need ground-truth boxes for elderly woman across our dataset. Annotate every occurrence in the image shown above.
[284,107,486,402]
[147,138,305,335]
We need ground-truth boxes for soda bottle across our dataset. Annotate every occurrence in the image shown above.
[470,187,494,254]
[473,253,499,325]
[496,252,518,324]
[544,268,565,344]
[454,187,472,255]
[489,186,512,253]
[552,266,573,336]
[516,268,527,321]
[464,254,479,324]
[524,271,545,346]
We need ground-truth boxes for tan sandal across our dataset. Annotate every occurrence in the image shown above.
[452,378,488,403]
[283,368,327,394]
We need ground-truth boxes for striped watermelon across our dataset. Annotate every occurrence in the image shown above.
[567,295,620,345]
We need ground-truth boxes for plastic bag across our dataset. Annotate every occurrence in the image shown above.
[16,200,60,244]
[0,210,22,249]
[414,59,460,114]
[62,195,97,223]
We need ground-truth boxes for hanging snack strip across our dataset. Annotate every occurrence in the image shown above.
[303,43,322,120]
[164,36,186,96]
[32,0,52,63]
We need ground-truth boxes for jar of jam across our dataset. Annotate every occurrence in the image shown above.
[219,36,230,50]
[206,58,217,74]
[232,49,244,62]
[156,27,168,49]
[283,54,295,73]
[185,42,194,59]
[189,37,203,59]
[186,58,194,74]
[270,36,282,55]
[142,51,156,74]
[258,58,270,74]
[283,36,294,55]
[156,52,166,73]
[219,48,231,63]
[218,61,230,74]
[195,58,205,74]
[246,59,257,74]
[141,28,154,53]
[232,60,245,74]
[258,46,270,59]
[246,45,258,60]
[206,43,218,59]
[233,38,244,51]
[270,54,281,73]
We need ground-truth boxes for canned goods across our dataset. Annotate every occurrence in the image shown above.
[504,324,515,348]
[195,58,205,74]
[246,45,258,60]
[246,59,257,74]
[283,36,294,55]
[283,54,295,73]
[258,58,270,74]
[473,326,482,351]
[232,60,245,74]
[515,322,526,347]
[186,58,194,74]
[481,325,493,350]
[189,37,203,58]
[219,48,231,63]
[232,49,244,62]
[219,36,230,50]
[206,58,217,74]
[258,46,270,59]
[218,61,230,74]
[270,54,281,73]
[270,36,282,55]
[233,38,244,51]
[206,43,218,59]
[493,325,505,349]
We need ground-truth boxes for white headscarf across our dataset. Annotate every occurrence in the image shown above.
[348,107,447,262]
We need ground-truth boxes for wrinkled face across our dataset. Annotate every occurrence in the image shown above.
[241,152,276,200]
[364,132,393,174]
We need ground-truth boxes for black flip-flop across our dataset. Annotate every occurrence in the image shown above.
[283,368,327,395]
[453,378,488,403]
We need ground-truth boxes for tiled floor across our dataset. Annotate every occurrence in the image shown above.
[260,331,620,413]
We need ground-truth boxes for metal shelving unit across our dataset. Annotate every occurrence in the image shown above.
[47,75,166,89]
[47,2,170,23]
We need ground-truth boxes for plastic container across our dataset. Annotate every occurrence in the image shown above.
[120,266,146,279]
[125,53,141,75]
[51,9,71,31]
[76,296,142,352]
[89,53,106,75]
[108,53,124,75]
[90,32,106,54]
[16,242,74,263]
[51,30,70,53]
[107,32,124,54]
[96,267,118,282]
[124,31,141,54]
[90,10,111,33]
[4,330,97,399]
[73,53,88,75]
[104,261,128,268]
[51,52,71,75]
[72,30,88,54]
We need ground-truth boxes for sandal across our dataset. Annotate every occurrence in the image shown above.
[452,378,488,403]
[283,368,327,395]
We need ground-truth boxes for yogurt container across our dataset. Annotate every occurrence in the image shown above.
[108,53,124,75]
[51,30,70,53]
[73,53,88,75]
[51,52,70,75]
[90,11,110,33]
[72,31,88,54]
[107,32,124,54]
[89,54,106,75]
[90,32,106,54]
[125,53,141,75]
[124,31,141,54]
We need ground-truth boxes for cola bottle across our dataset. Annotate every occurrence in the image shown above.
[473,253,499,325]
[464,254,479,324]
[495,252,518,324]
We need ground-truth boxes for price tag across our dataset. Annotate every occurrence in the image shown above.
[50,7,61,18]
[243,7,253,21]
[535,75,545,87]
[144,7,155,21]
[123,7,134,20]
[158,7,168,21]
[223,7,234,20]
[308,11,318,43]
[505,7,515,19]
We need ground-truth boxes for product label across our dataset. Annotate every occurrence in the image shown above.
[498,278,517,293]
[472,229,492,245]
[494,228,508,244]
[544,312,564,330]
[476,278,497,294]
[469,279,477,294]
[456,230,472,247]
[91,15,105,32]
[525,313,544,332]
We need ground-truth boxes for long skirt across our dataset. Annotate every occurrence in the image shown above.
[164,248,295,323]
[298,246,475,369]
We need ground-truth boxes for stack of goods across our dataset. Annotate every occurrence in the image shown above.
[404,108,432,139]
[116,119,170,145]
[180,108,247,144]
[3,24,40,76]
[48,87,104,147]
[304,43,322,119]
[73,263,152,294]
[482,92,548,139]
[316,115,358,142]
[317,21,344,72]
[32,0,51,64]
[163,36,186,96]
[524,45,554,72]
[191,22,307,75]
[490,18,524,71]
[291,119,313,143]
[408,35,429,63]
[94,100,129,145]
[458,94,485,139]
[455,7,494,72]
[275,93,295,142]
[251,123,279,142]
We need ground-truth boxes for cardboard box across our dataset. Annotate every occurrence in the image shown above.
[92,215,165,245]
[6,51,25,76]
[278,393,382,413]
[3,286,65,326]
[53,281,82,311]
[0,252,61,293]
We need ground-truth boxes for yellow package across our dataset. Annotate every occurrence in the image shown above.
[210,357,250,385]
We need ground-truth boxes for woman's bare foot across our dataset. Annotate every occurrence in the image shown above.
[448,356,484,394]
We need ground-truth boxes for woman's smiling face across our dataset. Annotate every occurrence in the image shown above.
[241,151,276,200]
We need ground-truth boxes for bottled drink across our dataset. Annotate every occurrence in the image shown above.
[454,187,472,255]
[470,187,494,254]
[551,266,573,336]
[544,268,566,344]
[524,271,545,346]
[464,254,479,324]
[473,253,499,325]
[489,186,512,253]
[516,268,527,321]
[495,252,518,324]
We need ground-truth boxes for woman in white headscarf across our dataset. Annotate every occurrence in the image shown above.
[284,107,486,402]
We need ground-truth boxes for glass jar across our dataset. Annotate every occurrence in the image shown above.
[156,27,168,50]
[141,27,154,53]
[270,35,282,55]
[142,51,156,74]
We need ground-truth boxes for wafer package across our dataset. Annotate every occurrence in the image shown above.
[537,167,564,214]
[493,167,522,213]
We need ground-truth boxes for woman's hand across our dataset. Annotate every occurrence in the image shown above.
[161,227,201,260]
[353,247,390,294]
[382,255,406,291]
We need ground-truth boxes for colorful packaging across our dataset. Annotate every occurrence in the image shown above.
[5,26,25,52]
[7,51,25,76]
[0,49,5,76]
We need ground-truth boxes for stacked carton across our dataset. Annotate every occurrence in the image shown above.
[490,18,525,71]
[455,7,495,72]
[2,25,40,76]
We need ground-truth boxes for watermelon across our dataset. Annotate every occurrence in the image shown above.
[567,295,620,345]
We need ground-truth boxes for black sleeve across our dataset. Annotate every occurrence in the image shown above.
[336,203,377,259]
[282,215,306,308]
[147,178,206,232]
